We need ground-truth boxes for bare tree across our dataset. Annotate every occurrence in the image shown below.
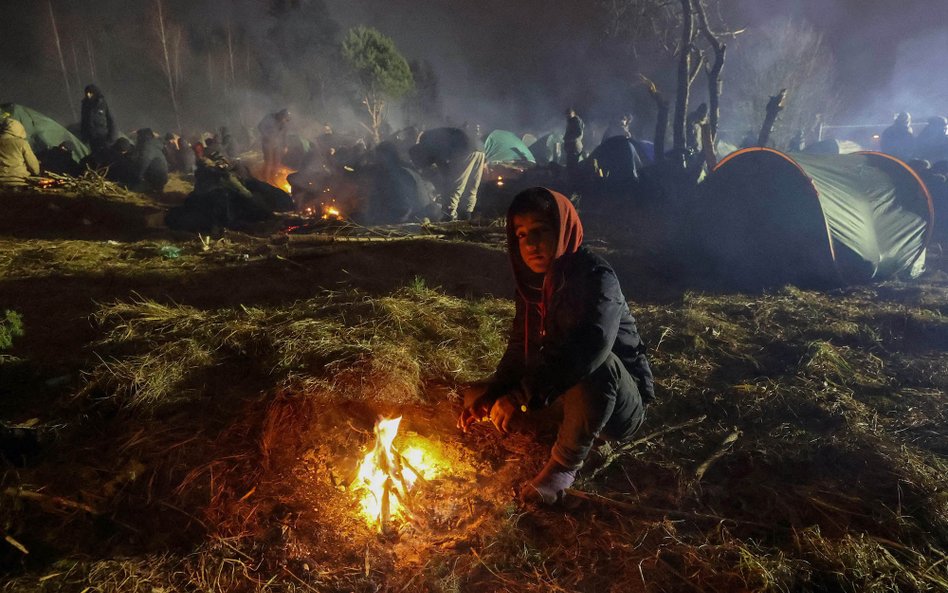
[48,1,77,121]
[598,0,736,158]
[723,18,839,148]
[155,0,182,131]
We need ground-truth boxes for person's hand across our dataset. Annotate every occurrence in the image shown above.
[457,384,492,432]
[489,396,517,434]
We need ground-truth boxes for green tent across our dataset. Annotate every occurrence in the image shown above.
[0,103,89,161]
[484,130,535,165]
[699,147,933,287]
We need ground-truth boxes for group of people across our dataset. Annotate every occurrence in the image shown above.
[881,112,948,163]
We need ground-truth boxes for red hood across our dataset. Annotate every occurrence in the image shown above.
[506,188,584,304]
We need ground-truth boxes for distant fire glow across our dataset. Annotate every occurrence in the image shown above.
[354,417,436,530]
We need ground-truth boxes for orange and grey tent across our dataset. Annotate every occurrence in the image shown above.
[699,147,934,287]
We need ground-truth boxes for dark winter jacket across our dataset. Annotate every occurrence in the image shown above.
[880,123,914,160]
[564,115,584,151]
[409,127,475,169]
[134,129,169,192]
[485,189,655,408]
[80,85,115,148]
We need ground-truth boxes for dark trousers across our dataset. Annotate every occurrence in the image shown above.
[551,353,645,470]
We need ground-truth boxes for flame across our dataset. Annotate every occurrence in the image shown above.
[354,417,436,529]
[321,200,344,220]
[273,166,295,193]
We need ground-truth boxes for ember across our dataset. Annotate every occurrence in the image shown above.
[321,200,343,220]
[354,417,436,531]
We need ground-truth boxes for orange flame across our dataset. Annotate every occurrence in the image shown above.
[273,166,295,193]
[354,417,436,530]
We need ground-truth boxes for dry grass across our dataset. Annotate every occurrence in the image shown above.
[1,213,946,592]
[83,280,512,410]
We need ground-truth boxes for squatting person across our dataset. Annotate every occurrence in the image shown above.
[458,187,655,504]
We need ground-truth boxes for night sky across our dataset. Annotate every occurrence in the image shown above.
[0,0,944,133]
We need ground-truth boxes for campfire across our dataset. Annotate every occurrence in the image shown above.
[274,166,295,194]
[354,417,437,532]
[321,204,343,220]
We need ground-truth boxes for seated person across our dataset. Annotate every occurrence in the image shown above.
[37,141,82,177]
[0,118,40,187]
[133,128,169,192]
[459,187,655,504]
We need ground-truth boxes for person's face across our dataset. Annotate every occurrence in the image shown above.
[85,92,93,99]
[513,212,557,274]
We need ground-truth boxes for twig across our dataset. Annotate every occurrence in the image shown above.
[4,533,28,555]
[585,415,707,482]
[694,428,741,482]
[564,488,774,529]
[392,446,429,486]
[3,486,99,514]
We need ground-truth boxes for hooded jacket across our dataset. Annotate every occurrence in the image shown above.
[486,189,655,408]
[0,119,40,184]
[80,85,115,146]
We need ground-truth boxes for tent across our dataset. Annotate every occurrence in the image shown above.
[699,147,933,287]
[528,132,563,165]
[484,130,535,165]
[588,136,643,190]
[0,103,89,161]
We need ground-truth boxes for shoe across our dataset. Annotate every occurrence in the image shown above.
[519,459,577,505]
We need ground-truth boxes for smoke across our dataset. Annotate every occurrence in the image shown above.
[2,0,943,148]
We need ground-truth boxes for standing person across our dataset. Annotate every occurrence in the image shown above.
[880,112,915,160]
[0,118,40,187]
[601,114,631,145]
[458,187,655,505]
[409,127,485,221]
[563,107,584,177]
[80,84,116,153]
[257,109,290,186]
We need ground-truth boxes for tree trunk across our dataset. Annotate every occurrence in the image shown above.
[642,76,669,162]
[48,2,77,121]
[757,89,788,147]
[156,0,182,132]
[693,0,727,143]
[673,0,695,152]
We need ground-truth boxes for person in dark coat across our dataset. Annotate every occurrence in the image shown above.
[601,114,631,145]
[362,141,437,224]
[409,127,485,221]
[80,84,116,153]
[880,112,915,160]
[458,187,655,505]
[220,127,238,160]
[37,141,82,177]
[83,137,137,186]
[915,116,948,163]
[258,109,290,186]
[133,128,169,192]
[165,152,273,233]
[563,108,584,174]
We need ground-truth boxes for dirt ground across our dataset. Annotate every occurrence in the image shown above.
[0,186,945,592]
